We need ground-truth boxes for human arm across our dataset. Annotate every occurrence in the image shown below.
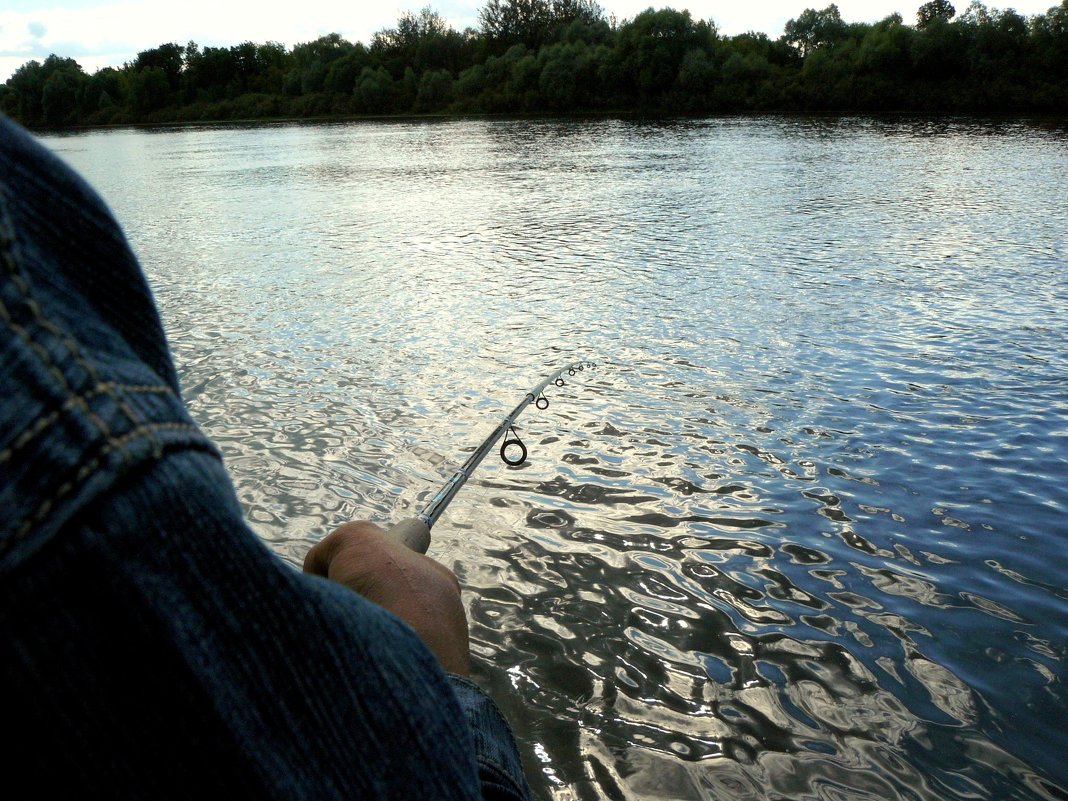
[0,111,532,801]
[304,520,534,799]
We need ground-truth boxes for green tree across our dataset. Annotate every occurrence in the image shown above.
[81,67,124,121]
[783,4,848,57]
[128,66,171,112]
[675,48,717,108]
[324,47,369,95]
[957,0,991,25]
[414,68,455,110]
[719,50,772,107]
[959,3,1033,105]
[4,0,1067,125]
[857,14,912,75]
[182,44,237,101]
[537,39,606,109]
[468,44,534,110]
[42,69,81,126]
[355,66,396,112]
[1031,0,1068,72]
[909,7,969,102]
[255,43,291,95]
[796,37,856,106]
[288,34,354,95]
[4,55,87,126]
[9,61,47,125]
[917,0,956,28]
[1030,0,1068,106]
[373,7,466,74]
[454,63,487,107]
[612,8,717,106]
[132,43,183,95]
[479,0,554,50]
[551,0,604,27]
[851,15,913,108]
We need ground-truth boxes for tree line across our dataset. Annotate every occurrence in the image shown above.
[2,0,1067,128]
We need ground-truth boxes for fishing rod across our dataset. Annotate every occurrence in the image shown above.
[386,360,596,553]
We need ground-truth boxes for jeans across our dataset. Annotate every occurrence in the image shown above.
[0,114,531,800]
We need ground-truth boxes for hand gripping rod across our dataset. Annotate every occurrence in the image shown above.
[386,360,594,553]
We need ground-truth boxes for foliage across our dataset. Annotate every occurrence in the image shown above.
[3,55,88,126]
[918,0,957,28]
[2,0,1067,127]
[479,0,555,51]
[784,4,849,56]
[612,8,718,107]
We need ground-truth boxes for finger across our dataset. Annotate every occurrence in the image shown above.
[303,520,385,576]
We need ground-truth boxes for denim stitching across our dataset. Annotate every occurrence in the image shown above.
[4,421,205,551]
[22,291,160,450]
[0,186,164,458]
[0,383,174,468]
[0,184,168,454]
[0,196,120,438]
[0,297,120,445]
[0,185,199,549]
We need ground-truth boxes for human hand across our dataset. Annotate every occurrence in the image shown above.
[303,521,470,675]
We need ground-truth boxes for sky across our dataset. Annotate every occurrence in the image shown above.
[0,0,1057,83]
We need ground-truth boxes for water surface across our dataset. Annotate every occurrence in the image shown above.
[45,116,1068,801]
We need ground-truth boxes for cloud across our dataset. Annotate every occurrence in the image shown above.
[2,1,483,81]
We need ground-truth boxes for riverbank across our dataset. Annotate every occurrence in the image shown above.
[6,3,1068,130]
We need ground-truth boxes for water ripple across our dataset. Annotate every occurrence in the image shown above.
[45,116,1068,801]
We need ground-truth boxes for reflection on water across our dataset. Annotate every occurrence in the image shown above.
[45,117,1068,801]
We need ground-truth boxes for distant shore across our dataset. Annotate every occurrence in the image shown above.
[5,3,1067,130]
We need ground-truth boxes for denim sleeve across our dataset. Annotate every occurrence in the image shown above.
[0,114,532,801]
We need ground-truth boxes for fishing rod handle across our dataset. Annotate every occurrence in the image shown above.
[385,516,432,555]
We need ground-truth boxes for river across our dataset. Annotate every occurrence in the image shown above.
[42,116,1068,801]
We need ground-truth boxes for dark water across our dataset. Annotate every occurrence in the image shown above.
[44,117,1068,801]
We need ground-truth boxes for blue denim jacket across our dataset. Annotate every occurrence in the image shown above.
[0,114,532,800]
